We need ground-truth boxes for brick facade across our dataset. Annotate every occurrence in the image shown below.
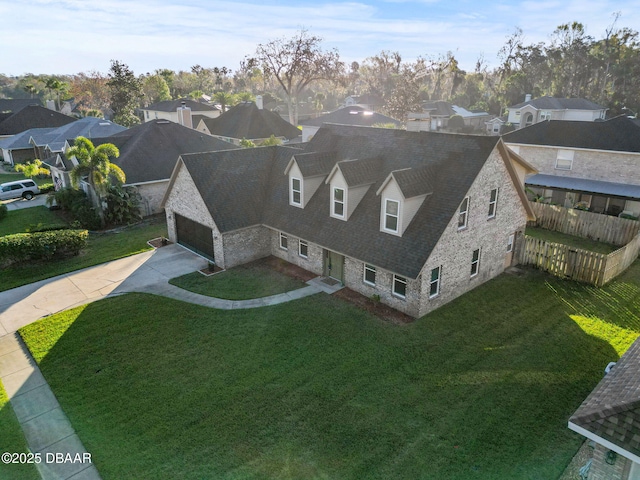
[510,144,640,186]
[589,443,632,480]
[136,181,169,216]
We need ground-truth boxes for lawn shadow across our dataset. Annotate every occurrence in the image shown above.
[15,276,627,480]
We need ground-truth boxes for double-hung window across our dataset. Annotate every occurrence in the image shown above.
[333,187,345,217]
[299,240,308,258]
[363,264,376,286]
[291,177,302,206]
[384,199,400,233]
[488,188,498,219]
[429,266,441,298]
[458,197,469,229]
[393,275,407,298]
[507,234,515,253]
[470,249,480,277]
[279,233,288,250]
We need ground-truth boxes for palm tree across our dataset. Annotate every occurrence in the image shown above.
[213,91,235,112]
[68,137,125,200]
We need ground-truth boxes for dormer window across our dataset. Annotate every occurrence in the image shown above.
[384,199,399,233]
[333,187,345,218]
[290,177,302,206]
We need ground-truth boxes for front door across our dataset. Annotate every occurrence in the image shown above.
[324,250,344,283]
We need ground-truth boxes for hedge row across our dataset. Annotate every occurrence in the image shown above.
[0,229,88,266]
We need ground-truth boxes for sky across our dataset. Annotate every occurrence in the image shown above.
[2,0,640,76]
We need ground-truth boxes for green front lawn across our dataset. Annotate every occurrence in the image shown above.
[0,381,40,480]
[19,261,640,479]
[0,206,67,237]
[169,260,306,300]
[0,220,167,292]
[526,226,618,254]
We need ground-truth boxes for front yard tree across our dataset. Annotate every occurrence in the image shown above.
[107,60,143,127]
[68,136,125,214]
[253,29,344,125]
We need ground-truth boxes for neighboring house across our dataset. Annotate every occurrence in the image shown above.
[0,105,75,141]
[58,120,236,215]
[140,99,220,125]
[486,116,506,136]
[299,106,402,142]
[0,127,53,165]
[507,95,607,129]
[451,105,492,130]
[344,93,384,111]
[407,101,456,132]
[162,124,536,318]
[568,337,640,480]
[503,116,640,217]
[196,101,301,145]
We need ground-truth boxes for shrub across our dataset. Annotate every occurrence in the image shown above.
[104,185,142,226]
[47,188,101,229]
[39,183,55,194]
[25,223,69,233]
[0,204,7,221]
[0,229,88,266]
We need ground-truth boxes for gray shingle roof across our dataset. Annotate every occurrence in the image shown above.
[143,98,218,113]
[32,117,127,152]
[89,120,236,184]
[422,101,456,117]
[292,151,336,177]
[0,127,54,150]
[570,338,640,458]
[393,165,435,198]
[337,157,382,187]
[201,102,301,140]
[0,105,75,136]
[510,96,606,110]
[526,174,640,199]
[503,116,640,153]
[300,106,402,128]
[179,124,501,279]
[0,99,42,113]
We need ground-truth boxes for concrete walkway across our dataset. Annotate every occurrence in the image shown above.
[0,243,332,480]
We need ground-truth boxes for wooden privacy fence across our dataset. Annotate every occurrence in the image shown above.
[519,233,640,286]
[528,202,640,246]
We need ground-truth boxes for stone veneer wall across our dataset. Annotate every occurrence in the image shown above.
[417,147,528,318]
[269,230,324,276]
[511,145,640,186]
[222,225,271,269]
[135,181,169,216]
[588,443,631,480]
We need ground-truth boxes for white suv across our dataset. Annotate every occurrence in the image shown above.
[0,179,41,201]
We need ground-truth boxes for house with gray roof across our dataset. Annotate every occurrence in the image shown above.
[197,101,301,145]
[0,98,42,114]
[569,337,640,480]
[140,98,220,126]
[53,120,236,215]
[0,127,53,165]
[503,116,640,218]
[162,124,536,317]
[299,105,401,142]
[507,95,607,129]
[0,105,75,140]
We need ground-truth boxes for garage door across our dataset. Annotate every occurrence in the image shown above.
[175,214,215,261]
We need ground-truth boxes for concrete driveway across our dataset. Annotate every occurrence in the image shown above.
[0,244,208,336]
[2,193,49,210]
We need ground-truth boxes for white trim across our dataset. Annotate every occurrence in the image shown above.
[488,188,498,218]
[290,176,302,206]
[298,239,308,258]
[332,187,346,218]
[470,248,480,277]
[568,421,640,464]
[555,149,575,170]
[458,197,469,230]
[507,234,515,253]
[124,179,169,187]
[363,264,376,286]
[392,274,407,298]
[279,232,288,250]
[429,266,441,298]
[383,198,400,233]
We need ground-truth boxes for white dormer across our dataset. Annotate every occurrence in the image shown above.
[376,167,434,236]
[325,158,380,221]
[284,152,336,208]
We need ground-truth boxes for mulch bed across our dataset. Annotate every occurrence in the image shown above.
[260,256,317,282]
[199,264,224,276]
[333,287,415,325]
[148,237,172,248]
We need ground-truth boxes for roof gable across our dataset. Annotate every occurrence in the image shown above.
[0,105,75,135]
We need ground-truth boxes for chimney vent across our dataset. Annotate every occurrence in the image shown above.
[256,95,263,110]
[525,94,532,102]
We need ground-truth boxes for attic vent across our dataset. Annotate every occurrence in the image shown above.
[157,120,171,124]
[99,122,110,126]
[349,111,359,115]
